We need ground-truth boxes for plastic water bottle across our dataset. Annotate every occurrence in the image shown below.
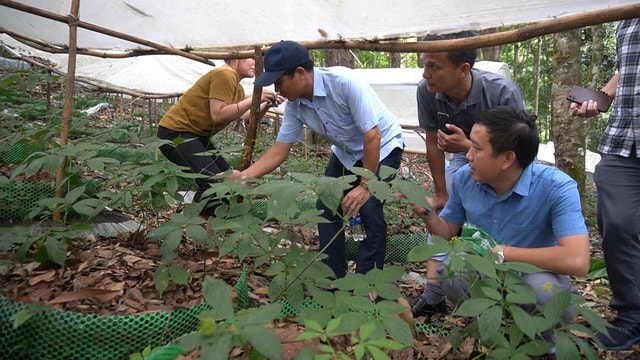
[348,214,366,242]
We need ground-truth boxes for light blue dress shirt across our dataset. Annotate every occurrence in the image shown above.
[440,162,588,248]
[276,67,405,169]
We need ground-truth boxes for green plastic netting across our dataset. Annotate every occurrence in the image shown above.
[0,230,431,360]
[1,143,435,358]
[248,198,427,263]
[0,142,45,165]
[144,279,449,360]
[0,296,210,360]
[0,179,104,221]
[0,180,56,221]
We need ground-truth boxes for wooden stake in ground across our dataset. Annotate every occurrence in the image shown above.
[239,46,265,170]
[53,0,79,221]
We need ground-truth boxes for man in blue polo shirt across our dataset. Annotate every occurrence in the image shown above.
[408,106,590,336]
[413,30,525,318]
[233,40,405,279]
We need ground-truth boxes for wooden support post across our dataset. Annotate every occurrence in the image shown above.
[53,0,80,221]
[238,46,264,170]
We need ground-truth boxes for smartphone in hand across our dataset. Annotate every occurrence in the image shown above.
[566,85,613,113]
[437,112,454,135]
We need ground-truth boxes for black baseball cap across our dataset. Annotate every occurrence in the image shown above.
[255,40,310,86]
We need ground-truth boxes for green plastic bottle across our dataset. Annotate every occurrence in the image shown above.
[460,223,500,255]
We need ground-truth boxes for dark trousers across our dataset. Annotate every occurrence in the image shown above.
[317,147,403,278]
[594,154,640,323]
[157,126,230,216]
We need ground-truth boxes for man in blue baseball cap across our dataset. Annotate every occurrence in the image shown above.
[234,40,405,279]
[254,40,311,87]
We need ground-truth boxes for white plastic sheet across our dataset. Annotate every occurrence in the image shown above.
[1,0,637,50]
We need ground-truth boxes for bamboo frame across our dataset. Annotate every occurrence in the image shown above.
[1,1,639,59]
[298,3,640,53]
[0,0,213,65]
[12,55,183,99]
[239,46,265,170]
[53,0,80,221]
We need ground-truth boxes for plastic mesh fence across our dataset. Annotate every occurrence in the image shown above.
[145,297,446,360]
[250,198,427,263]
[0,296,210,360]
[0,181,55,221]
[0,180,104,221]
[1,178,432,359]
[361,232,426,264]
[0,142,45,164]
[97,145,158,164]
[416,322,450,336]
[234,266,250,309]
[249,198,316,220]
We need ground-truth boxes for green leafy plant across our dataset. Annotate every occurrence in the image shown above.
[408,236,610,359]
[128,345,160,360]
[0,67,611,358]
[180,276,285,360]
[142,166,428,359]
[586,258,607,281]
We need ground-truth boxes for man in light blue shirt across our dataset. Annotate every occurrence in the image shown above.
[274,65,403,171]
[235,41,405,278]
[408,107,590,337]
[442,149,587,251]
[412,30,525,319]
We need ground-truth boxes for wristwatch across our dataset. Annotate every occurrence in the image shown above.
[495,245,506,264]
[359,179,369,191]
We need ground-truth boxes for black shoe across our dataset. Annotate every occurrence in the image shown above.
[411,297,448,318]
[595,318,640,351]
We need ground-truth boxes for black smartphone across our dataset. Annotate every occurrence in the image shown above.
[566,85,613,113]
[437,112,454,135]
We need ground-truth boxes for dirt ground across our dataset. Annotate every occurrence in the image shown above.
[0,91,638,358]
[1,150,639,359]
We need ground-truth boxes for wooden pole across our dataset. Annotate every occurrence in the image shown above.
[14,55,184,99]
[53,0,80,221]
[2,2,639,58]
[0,27,254,61]
[296,3,640,53]
[238,46,264,170]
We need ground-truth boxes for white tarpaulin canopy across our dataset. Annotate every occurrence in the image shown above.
[2,0,638,96]
[0,33,219,95]
[1,0,638,50]
[2,0,618,170]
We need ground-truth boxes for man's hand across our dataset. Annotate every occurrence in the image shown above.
[570,100,599,118]
[228,170,244,181]
[430,192,447,211]
[395,183,437,218]
[437,124,471,153]
[342,186,371,218]
[261,90,285,108]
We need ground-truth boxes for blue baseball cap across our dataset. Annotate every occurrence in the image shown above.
[255,40,310,86]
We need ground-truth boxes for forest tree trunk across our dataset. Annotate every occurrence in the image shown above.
[325,49,355,68]
[587,25,605,151]
[588,25,605,89]
[481,28,501,61]
[513,43,519,84]
[533,37,542,117]
[390,52,401,68]
[552,29,587,206]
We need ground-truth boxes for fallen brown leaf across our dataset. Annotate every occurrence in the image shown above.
[48,288,122,304]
